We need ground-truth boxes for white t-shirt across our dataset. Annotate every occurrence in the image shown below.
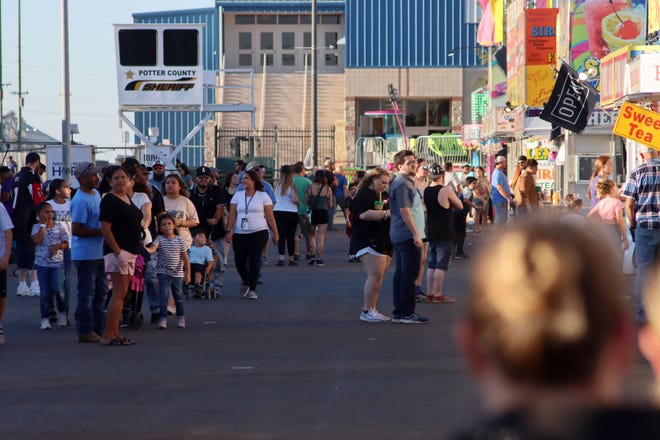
[47,199,72,245]
[230,190,272,234]
[0,204,13,258]
[131,192,152,243]
[273,186,298,213]
[164,195,200,246]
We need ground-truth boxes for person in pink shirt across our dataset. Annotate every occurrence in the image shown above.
[588,179,629,265]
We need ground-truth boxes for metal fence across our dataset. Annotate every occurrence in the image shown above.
[215,126,336,171]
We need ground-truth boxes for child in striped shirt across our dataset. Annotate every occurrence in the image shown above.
[146,213,190,329]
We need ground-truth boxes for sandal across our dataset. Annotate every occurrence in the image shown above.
[431,296,456,304]
[102,338,124,347]
[120,337,136,345]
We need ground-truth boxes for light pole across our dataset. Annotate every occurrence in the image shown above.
[311,0,318,167]
[61,0,72,182]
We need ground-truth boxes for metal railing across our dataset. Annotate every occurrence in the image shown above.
[215,125,335,173]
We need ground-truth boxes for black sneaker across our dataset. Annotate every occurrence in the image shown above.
[316,259,324,266]
[415,293,427,303]
[307,255,316,265]
[396,314,430,324]
[294,255,300,262]
[289,260,298,266]
[276,260,285,267]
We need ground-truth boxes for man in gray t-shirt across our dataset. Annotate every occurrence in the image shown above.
[388,150,429,324]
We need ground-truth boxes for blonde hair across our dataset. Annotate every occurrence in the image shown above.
[466,219,626,386]
[596,178,616,199]
[587,156,611,200]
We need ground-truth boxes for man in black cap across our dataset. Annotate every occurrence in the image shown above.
[12,152,45,296]
[189,166,227,294]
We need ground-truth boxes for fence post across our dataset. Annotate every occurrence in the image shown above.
[274,126,279,179]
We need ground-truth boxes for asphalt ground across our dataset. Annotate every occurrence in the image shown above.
[0,222,654,439]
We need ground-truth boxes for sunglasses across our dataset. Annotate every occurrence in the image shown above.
[422,166,429,170]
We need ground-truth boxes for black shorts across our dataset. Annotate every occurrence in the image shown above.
[190,263,206,277]
[15,242,35,270]
[311,209,328,225]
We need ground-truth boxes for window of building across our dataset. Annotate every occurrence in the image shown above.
[260,32,274,50]
[300,15,311,25]
[325,54,338,66]
[260,53,274,66]
[279,15,298,25]
[405,101,427,127]
[303,32,311,49]
[163,29,198,66]
[118,29,157,66]
[282,54,295,66]
[282,32,295,50]
[428,100,451,127]
[325,32,338,48]
[257,15,276,25]
[321,15,341,25]
[235,15,255,25]
[239,32,252,50]
[239,54,252,66]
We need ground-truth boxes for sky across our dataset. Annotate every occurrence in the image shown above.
[0,0,213,152]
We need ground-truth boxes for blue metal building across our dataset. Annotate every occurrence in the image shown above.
[345,0,481,68]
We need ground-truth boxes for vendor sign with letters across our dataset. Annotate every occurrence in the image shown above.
[614,102,660,150]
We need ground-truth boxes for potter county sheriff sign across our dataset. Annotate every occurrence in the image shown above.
[614,102,660,150]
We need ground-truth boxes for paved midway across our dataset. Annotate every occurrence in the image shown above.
[0,224,654,439]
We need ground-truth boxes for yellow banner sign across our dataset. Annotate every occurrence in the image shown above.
[614,102,660,150]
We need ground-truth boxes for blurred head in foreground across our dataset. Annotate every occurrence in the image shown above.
[639,264,660,388]
[456,218,632,413]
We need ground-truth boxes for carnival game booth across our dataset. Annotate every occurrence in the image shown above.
[114,24,256,170]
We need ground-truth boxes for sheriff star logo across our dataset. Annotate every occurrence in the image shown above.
[125,70,135,80]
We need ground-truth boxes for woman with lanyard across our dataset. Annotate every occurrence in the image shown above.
[349,168,393,323]
[226,170,279,300]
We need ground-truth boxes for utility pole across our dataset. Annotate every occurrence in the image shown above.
[61,0,72,182]
[13,0,28,150]
[311,0,318,167]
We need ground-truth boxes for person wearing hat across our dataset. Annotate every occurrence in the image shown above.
[149,160,166,193]
[189,165,227,294]
[423,163,462,304]
[70,161,108,343]
[491,155,511,226]
[12,152,45,297]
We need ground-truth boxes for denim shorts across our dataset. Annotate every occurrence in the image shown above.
[427,241,453,271]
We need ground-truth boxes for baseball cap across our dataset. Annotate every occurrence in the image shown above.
[245,161,261,171]
[196,166,212,176]
[74,161,102,179]
[495,156,507,164]
[152,160,165,168]
[25,152,40,164]
[324,158,334,166]
[428,163,445,179]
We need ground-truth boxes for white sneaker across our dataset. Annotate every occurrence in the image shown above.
[360,310,382,323]
[371,309,392,322]
[247,291,258,299]
[16,284,29,297]
[29,283,41,297]
[57,312,68,327]
[40,318,51,330]
[177,316,186,328]
[158,318,167,329]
